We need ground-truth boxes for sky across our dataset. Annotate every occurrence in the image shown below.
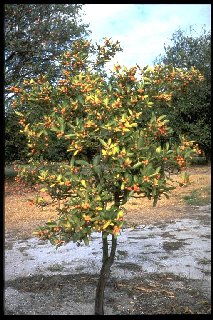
[82,4,211,69]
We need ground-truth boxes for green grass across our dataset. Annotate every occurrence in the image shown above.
[190,156,208,165]
[47,263,64,272]
[5,166,17,178]
[182,186,211,206]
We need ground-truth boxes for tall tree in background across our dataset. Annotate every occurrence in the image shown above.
[4,4,90,162]
[5,4,90,94]
[154,27,211,161]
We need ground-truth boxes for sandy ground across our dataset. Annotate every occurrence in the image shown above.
[4,165,211,315]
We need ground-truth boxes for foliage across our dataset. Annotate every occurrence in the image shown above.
[11,38,203,247]
[182,187,211,206]
[5,165,18,179]
[5,110,29,163]
[154,27,211,161]
[11,38,203,314]
[5,4,90,162]
[190,155,208,166]
[4,4,90,94]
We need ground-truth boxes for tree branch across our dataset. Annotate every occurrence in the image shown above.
[102,233,108,263]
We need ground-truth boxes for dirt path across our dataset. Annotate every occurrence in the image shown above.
[4,165,211,315]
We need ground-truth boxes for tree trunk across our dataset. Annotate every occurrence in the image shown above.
[94,233,117,315]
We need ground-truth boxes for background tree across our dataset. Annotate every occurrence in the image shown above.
[12,38,202,315]
[4,4,90,93]
[4,3,90,163]
[154,27,211,162]
[5,110,28,163]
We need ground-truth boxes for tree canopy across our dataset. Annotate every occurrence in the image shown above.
[12,37,202,315]
[154,27,211,161]
[4,4,90,97]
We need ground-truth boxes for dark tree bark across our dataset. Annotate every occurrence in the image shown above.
[94,233,117,315]
[94,191,120,315]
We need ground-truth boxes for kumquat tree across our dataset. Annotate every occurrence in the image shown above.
[10,38,203,315]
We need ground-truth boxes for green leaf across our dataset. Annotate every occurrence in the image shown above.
[14,111,24,117]
[133,175,138,183]
[93,165,101,175]
[81,179,87,187]
[161,119,170,124]
[133,162,142,169]
[108,138,112,145]
[124,172,132,184]
[157,115,167,121]
[77,95,84,104]
[137,136,144,148]
[128,190,135,197]
[148,102,154,106]
[166,150,174,155]
[113,146,119,154]
[99,138,107,147]
[46,222,57,228]
[156,146,162,153]
[51,125,59,132]
[73,150,79,156]
[60,121,65,132]
[76,190,83,197]
[103,97,109,106]
[155,166,161,173]
[37,130,44,137]
[49,237,58,245]
[70,157,75,166]
[64,133,76,139]
[102,220,111,230]
[40,187,48,192]
[75,160,90,166]
[93,155,100,166]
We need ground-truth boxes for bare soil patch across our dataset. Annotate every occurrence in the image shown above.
[4,272,211,315]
